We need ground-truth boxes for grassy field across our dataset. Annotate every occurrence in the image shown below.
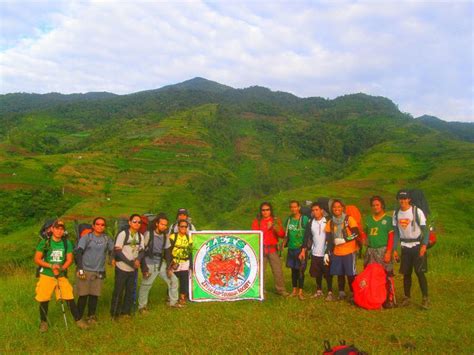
[1,256,472,353]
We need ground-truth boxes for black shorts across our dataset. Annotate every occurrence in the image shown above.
[400,245,427,275]
[309,255,330,278]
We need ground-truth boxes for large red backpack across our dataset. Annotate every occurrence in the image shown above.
[352,263,387,310]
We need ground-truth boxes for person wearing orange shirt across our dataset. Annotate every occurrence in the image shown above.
[325,199,359,301]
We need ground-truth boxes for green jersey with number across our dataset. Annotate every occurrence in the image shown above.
[36,238,74,277]
[364,214,393,249]
[285,215,309,249]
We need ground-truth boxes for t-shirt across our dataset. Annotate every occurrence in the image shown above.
[310,217,327,257]
[36,238,74,277]
[77,233,114,272]
[285,215,309,249]
[169,233,192,264]
[144,231,171,265]
[393,207,426,248]
[325,216,359,256]
[364,214,393,249]
[115,230,145,272]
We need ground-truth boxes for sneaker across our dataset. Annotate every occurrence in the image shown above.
[325,292,334,301]
[76,319,89,330]
[312,290,324,298]
[421,297,430,310]
[277,291,290,297]
[179,297,187,305]
[383,301,395,309]
[87,315,98,325]
[169,303,185,308]
[338,291,346,301]
[401,296,411,307]
[138,307,149,315]
[39,321,48,333]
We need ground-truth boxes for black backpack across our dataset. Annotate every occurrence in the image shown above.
[409,189,430,217]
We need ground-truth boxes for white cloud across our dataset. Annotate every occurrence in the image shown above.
[0,0,472,121]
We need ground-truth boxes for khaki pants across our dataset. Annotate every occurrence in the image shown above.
[263,251,286,294]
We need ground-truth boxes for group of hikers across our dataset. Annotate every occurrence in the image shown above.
[33,190,431,332]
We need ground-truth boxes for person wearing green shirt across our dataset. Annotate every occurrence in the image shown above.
[34,220,88,332]
[363,196,395,308]
[284,200,309,300]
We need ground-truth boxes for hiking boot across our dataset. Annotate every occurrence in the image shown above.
[325,291,334,301]
[169,303,185,309]
[179,296,187,305]
[311,290,324,298]
[87,315,98,325]
[76,319,89,330]
[421,297,430,310]
[401,296,411,307]
[298,293,305,301]
[383,301,395,309]
[338,291,346,301]
[347,295,355,305]
[39,321,48,333]
[138,307,149,315]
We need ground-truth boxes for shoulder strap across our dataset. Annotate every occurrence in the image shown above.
[123,229,130,245]
[63,238,68,254]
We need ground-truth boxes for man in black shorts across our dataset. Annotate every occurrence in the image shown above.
[393,190,430,309]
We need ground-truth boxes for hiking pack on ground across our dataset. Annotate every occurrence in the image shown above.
[394,189,437,248]
[352,263,388,310]
[323,340,367,355]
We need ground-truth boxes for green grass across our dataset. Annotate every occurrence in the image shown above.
[1,258,472,353]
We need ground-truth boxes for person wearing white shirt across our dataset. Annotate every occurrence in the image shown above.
[299,202,334,301]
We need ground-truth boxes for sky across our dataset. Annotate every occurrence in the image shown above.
[0,1,473,122]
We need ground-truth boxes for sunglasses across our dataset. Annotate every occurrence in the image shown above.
[261,208,270,211]
[131,220,142,224]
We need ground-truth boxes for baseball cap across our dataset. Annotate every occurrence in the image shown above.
[397,190,410,200]
[177,208,189,215]
[53,220,66,229]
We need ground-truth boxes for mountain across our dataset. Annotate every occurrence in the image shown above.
[416,115,474,142]
[0,78,472,259]
[0,91,118,115]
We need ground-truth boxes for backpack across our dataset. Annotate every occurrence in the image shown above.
[345,205,365,242]
[352,263,387,310]
[323,340,366,355]
[300,204,312,219]
[139,213,156,235]
[328,205,364,243]
[394,189,436,248]
[316,197,332,217]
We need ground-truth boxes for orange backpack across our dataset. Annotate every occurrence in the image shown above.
[345,205,366,244]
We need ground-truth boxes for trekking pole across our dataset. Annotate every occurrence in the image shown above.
[132,269,138,316]
[55,276,69,330]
